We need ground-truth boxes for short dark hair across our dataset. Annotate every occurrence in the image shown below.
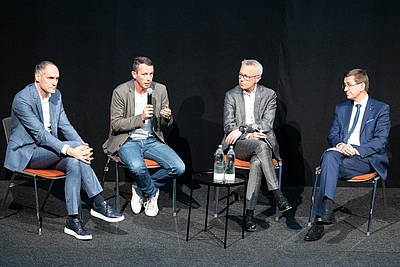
[132,56,153,71]
[35,60,55,75]
[345,69,369,92]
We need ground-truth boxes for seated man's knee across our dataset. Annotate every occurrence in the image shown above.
[168,160,185,177]
[255,142,270,153]
[176,161,185,177]
[127,161,147,176]
[321,150,342,162]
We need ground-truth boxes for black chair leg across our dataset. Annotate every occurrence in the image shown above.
[33,176,42,235]
[101,157,111,187]
[1,173,17,215]
[308,167,320,226]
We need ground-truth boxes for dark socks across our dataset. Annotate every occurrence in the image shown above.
[246,209,254,216]
[272,189,283,200]
[323,197,334,211]
[93,194,105,206]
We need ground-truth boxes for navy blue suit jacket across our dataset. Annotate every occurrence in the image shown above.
[327,97,390,179]
[4,83,82,171]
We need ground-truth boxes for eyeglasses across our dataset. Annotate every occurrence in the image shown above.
[238,73,258,81]
[342,82,362,89]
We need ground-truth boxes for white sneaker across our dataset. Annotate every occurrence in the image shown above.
[131,183,143,214]
[144,189,159,217]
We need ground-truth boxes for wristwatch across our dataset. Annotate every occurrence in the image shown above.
[239,126,247,134]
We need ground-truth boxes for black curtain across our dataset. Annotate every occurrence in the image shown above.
[0,0,399,186]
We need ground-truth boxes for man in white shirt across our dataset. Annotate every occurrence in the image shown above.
[222,59,292,232]
[4,61,124,241]
[305,69,390,241]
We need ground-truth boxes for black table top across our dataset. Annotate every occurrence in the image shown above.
[192,169,246,187]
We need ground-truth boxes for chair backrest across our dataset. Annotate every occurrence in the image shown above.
[2,117,11,144]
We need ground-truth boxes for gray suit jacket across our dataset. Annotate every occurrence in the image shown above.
[4,83,83,171]
[221,84,281,159]
[102,79,173,155]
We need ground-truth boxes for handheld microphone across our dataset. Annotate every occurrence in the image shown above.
[252,124,272,149]
[251,124,261,132]
[147,88,153,105]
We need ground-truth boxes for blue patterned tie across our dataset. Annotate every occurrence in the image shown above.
[343,104,361,143]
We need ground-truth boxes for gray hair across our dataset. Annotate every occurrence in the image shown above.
[241,59,263,76]
[35,61,55,75]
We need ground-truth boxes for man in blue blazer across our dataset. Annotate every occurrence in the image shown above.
[222,59,292,232]
[4,61,124,240]
[305,69,390,241]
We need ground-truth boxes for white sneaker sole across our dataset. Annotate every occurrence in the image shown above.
[131,186,142,214]
[90,209,125,223]
[144,209,159,217]
[64,227,92,240]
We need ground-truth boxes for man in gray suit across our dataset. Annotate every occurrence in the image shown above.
[222,59,291,231]
[103,56,184,217]
[4,61,124,240]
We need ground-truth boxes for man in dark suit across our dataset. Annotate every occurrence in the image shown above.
[4,61,124,240]
[222,59,292,232]
[305,69,390,241]
[103,56,184,217]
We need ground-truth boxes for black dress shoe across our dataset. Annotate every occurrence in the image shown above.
[304,224,324,241]
[244,210,257,232]
[276,196,292,212]
[317,210,336,225]
[90,201,125,223]
[64,217,92,240]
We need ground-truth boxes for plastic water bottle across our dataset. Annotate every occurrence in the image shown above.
[213,145,225,183]
[225,146,235,183]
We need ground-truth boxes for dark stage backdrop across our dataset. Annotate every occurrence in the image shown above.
[0,1,399,186]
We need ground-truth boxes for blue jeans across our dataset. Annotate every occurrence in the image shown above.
[27,141,103,215]
[118,137,185,198]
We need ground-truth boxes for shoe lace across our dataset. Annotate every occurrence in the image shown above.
[144,197,156,210]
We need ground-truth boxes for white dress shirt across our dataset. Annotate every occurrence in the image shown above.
[347,95,369,146]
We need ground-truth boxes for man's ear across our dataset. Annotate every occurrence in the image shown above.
[256,75,262,83]
[131,70,137,79]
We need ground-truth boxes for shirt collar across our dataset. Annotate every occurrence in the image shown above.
[354,94,368,107]
[34,83,51,100]
[242,84,257,96]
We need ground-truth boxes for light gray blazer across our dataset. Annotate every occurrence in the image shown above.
[221,84,281,159]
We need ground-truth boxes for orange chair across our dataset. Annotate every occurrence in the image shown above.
[1,117,66,235]
[308,166,387,235]
[214,158,283,221]
[102,155,177,216]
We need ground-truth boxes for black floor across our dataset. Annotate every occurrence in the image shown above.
[0,179,399,267]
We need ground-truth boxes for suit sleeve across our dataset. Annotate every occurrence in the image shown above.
[110,88,145,134]
[327,105,343,147]
[11,92,75,154]
[257,90,277,133]
[223,92,240,135]
[353,104,390,158]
